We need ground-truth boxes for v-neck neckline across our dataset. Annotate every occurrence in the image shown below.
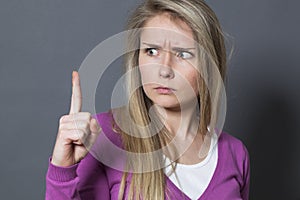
[165,133,223,200]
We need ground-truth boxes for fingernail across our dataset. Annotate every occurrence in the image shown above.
[97,124,102,132]
[72,71,75,83]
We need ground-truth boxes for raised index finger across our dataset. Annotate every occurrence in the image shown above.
[69,71,82,114]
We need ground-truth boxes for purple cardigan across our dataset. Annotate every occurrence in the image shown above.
[46,112,250,200]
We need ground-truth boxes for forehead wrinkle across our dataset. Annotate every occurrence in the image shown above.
[141,39,195,50]
[140,31,195,48]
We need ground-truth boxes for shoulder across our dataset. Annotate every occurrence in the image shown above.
[218,131,250,177]
[218,132,250,170]
[218,132,249,155]
[218,132,250,197]
[205,132,250,199]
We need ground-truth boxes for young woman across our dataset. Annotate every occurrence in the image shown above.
[46,0,250,199]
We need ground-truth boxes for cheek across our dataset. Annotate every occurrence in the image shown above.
[183,70,199,94]
[138,54,147,83]
[138,55,157,84]
[177,59,199,88]
[139,77,154,102]
[139,66,152,85]
[138,56,153,95]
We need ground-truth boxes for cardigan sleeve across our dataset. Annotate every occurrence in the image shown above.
[45,153,110,200]
[45,113,115,200]
[240,144,250,200]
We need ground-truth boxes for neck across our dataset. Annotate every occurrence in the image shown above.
[155,103,200,139]
[155,103,208,164]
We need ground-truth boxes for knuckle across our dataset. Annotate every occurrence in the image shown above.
[82,112,92,120]
[73,129,83,138]
[58,129,68,139]
[93,119,101,131]
[58,123,65,130]
[72,120,81,128]
[83,122,90,131]
[71,116,81,125]
[90,120,101,132]
[82,111,91,116]
[70,113,79,121]
[90,117,96,124]
[59,115,67,123]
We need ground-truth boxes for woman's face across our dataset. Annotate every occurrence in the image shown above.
[139,13,199,110]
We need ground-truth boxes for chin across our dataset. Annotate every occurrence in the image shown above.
[151,97,180,110]
[152,97,199,111]
[158,103,180,110]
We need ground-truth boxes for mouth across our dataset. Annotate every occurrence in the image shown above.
[154,86,175,94]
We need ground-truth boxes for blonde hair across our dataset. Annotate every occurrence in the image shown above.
[115,0,227,199]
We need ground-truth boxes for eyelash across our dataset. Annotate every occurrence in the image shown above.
[176,51,194,59]
[145,48,159,56]
[144,48,194,59]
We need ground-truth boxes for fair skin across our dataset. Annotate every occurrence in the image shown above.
[139,13,205,164]
[51,13,205,167]
[51,71,101,167]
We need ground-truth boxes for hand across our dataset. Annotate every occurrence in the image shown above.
[51,71,101,167]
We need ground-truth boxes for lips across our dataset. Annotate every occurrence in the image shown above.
[154,86,175,94]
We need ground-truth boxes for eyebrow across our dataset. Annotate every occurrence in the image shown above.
[141,42,196,51]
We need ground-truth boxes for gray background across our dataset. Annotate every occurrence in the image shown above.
[0,0,299,199]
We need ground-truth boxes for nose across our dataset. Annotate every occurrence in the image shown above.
[159,50,174,79]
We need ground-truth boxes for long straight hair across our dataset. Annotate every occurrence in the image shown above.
[115,0,227,199]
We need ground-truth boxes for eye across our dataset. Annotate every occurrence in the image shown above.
[176,51,194,59]
[145,48,159,56]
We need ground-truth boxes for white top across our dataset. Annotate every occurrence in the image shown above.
[164,134,218,200]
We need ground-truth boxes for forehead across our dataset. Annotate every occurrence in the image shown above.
[140,13,195,46]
